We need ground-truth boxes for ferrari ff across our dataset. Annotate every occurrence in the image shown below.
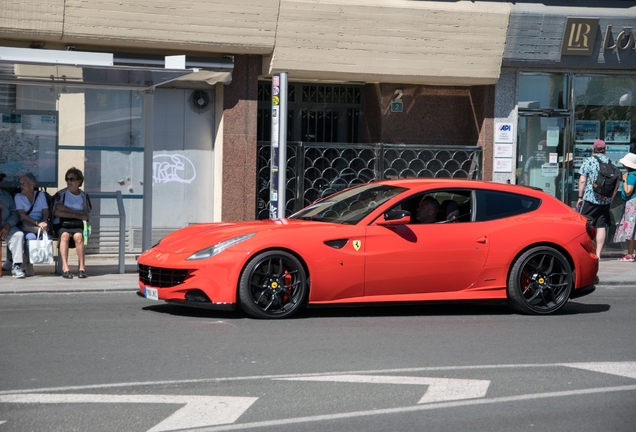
[138,179,598,318]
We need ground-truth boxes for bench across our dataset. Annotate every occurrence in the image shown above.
[2,191,127,276]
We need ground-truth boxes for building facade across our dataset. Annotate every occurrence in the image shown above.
[1,1,633,254]
[494,2,636,246]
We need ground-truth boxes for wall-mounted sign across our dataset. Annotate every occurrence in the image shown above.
[561,17,599,56]
[494,158,513,173]
[495,144,513,158]
[391,89,403,113]
[495,122,514,143]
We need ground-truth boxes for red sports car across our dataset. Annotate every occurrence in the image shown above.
[137,179,598,318]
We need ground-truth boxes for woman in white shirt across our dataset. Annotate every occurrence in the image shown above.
[52,167,92,279]
[15,172,49,237]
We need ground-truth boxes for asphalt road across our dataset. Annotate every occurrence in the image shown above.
[1,286,635,432]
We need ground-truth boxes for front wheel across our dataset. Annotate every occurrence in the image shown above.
[507,246,573,315]
[238,251,308,319]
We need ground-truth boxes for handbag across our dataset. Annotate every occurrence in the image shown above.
[28,229,55,265]
[20,220,41,234]
[60,218,84,229]
[18,191,41,234]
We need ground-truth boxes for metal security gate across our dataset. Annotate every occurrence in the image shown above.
[256,142,482,219]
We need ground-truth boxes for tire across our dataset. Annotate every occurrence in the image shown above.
[238,250,308,319]
[507,246,573,315]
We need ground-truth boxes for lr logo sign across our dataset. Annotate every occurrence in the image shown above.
[561,17,599,56]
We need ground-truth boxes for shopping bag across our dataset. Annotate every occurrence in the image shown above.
[28,229,55,265]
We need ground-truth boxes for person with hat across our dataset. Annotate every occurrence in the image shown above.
[577,139,620,259]
[0,173,26,278]
[613,152,636,262]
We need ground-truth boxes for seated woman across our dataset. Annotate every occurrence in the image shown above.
[52,167,92,279]
[14,172,50,276]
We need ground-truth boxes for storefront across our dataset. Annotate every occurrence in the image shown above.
[494,5,636,246]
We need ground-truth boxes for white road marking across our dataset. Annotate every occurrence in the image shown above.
[1,362,634,431]
[193,384,636,432]
[0,394,257,432]
[0,361,634,396]
[562,362,636,379]
[279,374,490,404]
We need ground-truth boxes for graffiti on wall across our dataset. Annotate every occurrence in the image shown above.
[153,154,196,185]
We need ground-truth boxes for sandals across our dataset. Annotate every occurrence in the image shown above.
[61,270,88,278]
[62,271,73,279]
[617,254,636,262]
[78,270,88,279]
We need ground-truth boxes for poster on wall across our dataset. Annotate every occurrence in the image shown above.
[0,110,58,187]
[546,126,560,147]
[574,143,630,168]
[604,120,631,143]
[574,120,600,143]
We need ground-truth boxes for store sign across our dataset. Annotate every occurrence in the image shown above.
[603,25,636,51]
[561,18,599,56]
[561,18,636,56]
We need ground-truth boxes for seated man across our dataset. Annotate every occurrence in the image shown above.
[0,173,26,278]
[416,196,440,224]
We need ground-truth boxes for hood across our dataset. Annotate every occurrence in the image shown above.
[153,218,334,254]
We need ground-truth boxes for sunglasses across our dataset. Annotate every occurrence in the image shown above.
[65,177,77,182]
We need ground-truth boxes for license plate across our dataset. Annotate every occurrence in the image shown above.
[144,287,159,301]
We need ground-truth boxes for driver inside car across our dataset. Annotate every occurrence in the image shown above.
[416,196,439,223]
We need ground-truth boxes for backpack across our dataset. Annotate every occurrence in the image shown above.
[592,156,621,200]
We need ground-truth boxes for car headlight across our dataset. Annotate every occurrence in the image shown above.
[186,233,256,260]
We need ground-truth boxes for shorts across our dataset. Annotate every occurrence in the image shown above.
[580,201,611,229]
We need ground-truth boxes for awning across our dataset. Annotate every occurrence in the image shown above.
[0,47,233,89]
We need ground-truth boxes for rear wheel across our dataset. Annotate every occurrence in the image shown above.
[507,246,573,315]
[238,251,307,319]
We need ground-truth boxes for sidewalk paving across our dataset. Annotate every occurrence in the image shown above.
[0,254,633,294]
[0,258,139,294]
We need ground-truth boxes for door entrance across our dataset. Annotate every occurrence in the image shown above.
[517,114,573,203]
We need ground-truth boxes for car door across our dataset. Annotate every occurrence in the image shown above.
[363,194,490,297]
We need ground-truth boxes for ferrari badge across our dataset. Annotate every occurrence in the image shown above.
[352,240,361,251]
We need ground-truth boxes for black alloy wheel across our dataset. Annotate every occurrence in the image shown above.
[238,250,308,319]
[507,246,573,315]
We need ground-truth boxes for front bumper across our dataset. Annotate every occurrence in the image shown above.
[570,284,595,299]
[136,291,236,310]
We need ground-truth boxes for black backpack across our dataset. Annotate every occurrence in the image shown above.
[592,156,621,200]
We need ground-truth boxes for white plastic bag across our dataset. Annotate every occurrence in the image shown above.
[28,229,54,265]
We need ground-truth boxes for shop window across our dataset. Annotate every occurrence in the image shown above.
[573,75,636,164]
[518,73,569,111]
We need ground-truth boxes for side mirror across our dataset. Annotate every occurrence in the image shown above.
[377,210,411,226]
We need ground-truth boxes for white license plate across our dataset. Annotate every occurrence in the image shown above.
[144,287,159,301]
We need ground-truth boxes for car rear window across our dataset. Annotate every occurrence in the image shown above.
[474,190,541,221]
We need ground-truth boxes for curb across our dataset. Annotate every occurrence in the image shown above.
[0,288,138,295]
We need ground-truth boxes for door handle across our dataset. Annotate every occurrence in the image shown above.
[476,237,487,244]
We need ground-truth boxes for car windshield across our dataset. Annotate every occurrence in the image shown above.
[291,184,407,224]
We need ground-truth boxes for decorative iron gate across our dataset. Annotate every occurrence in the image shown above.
[256,142,482,219]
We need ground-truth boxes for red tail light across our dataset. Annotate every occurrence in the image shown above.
[586,224,596,240]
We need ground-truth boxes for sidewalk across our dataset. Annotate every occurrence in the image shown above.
[0,256,139,294]
[0,254,633,294]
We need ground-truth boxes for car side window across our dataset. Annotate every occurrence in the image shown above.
[474,190,541,222]
[389,190,472,224]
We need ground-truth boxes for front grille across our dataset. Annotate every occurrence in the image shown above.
[138,263,189,288]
